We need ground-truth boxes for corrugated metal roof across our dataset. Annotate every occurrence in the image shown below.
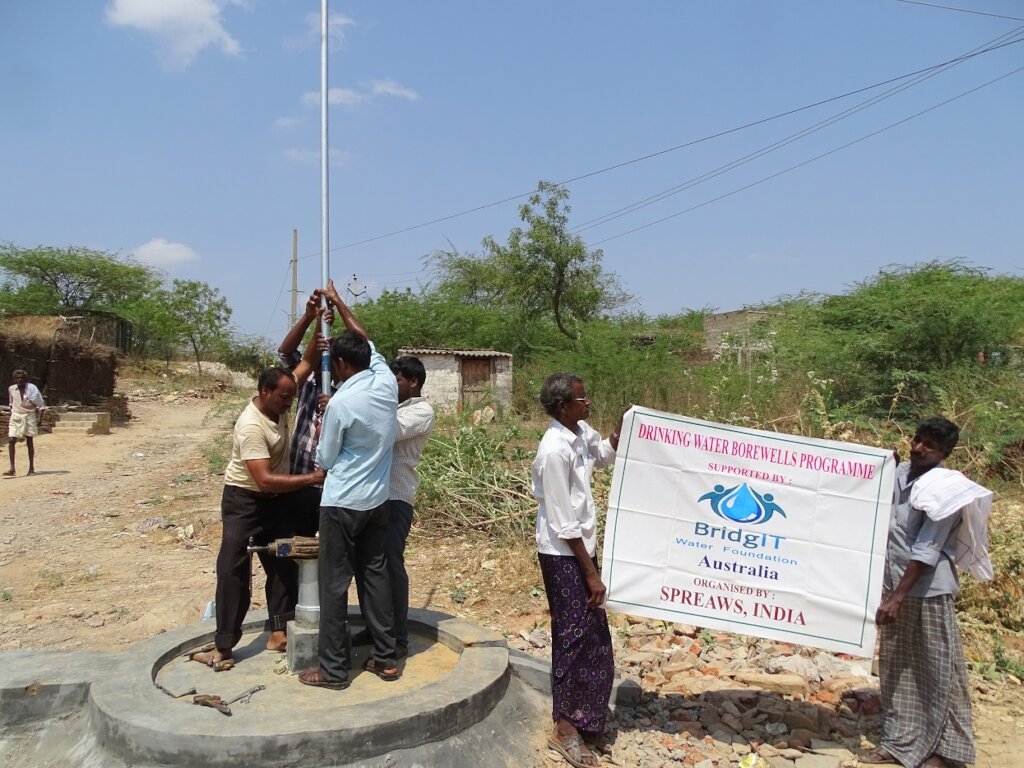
[397,348,513,358]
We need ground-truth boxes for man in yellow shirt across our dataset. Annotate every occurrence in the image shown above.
[193,368,325,668]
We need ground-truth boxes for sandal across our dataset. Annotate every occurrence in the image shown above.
[362,657,400,682]
[547,735,599,768]
[298,669,350,690]
[859,748,898,765]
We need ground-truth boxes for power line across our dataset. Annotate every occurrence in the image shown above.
[895,0,1024,22]
[589,63,1024,246]
[262,262,291,335]
[293,33,1024,260]
[573,28,1024,234]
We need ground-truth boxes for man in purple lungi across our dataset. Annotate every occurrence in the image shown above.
[532,372,625,768]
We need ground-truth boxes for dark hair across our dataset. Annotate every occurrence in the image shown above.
[539,372,582,418]
[916,416,960,455]
[331,330,371,371]
[257,367,293,393]
[390,356,426,386]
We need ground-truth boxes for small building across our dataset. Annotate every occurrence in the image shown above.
[397,348,513,413]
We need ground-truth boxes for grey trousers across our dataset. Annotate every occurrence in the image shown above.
[356,499,414,646]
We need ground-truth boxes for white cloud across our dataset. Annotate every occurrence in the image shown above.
[134,238,200,267]
[105,0,245,70]
[284,147,350,167]
[301,79,418,109]
[302,87,369,108]
[273,116,301,129]
[370,79,418,101]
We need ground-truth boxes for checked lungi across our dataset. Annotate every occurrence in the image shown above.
[539,553,614,735]
[879,593,975,767]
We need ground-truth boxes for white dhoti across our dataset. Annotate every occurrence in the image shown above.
[8,411,38,440]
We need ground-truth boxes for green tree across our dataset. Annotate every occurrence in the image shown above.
[0,244,158,314]
[214,333,277,381]
[768,261,1024,415]
[163,280,232,373]
[430,181,631,343]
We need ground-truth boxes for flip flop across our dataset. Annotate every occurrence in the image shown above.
[298,669,350,690]
[547,735,599,768]
[362,657,400,682]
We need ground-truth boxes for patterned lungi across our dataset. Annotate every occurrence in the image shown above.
[7,411,38,440]
[879,593,975,767]
[538,553,614,735]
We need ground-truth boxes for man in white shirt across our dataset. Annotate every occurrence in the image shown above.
[353,355,434,659]
[6,370,45,477]
[532,372,625,768]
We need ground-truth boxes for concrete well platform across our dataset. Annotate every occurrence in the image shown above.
[0,607,560,768]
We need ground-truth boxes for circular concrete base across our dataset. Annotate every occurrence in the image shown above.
[14,608,511,767]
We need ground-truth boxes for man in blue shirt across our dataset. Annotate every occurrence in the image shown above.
[299,295,399,690]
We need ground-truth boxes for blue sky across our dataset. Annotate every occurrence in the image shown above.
[2,1,1022,341]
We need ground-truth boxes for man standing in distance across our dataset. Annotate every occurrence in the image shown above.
[5,370,45,477]
[353,355,434,659]
[193,368,325,668]
[299,290,399,689]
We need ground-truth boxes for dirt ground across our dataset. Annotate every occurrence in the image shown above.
[1,391,1022,766]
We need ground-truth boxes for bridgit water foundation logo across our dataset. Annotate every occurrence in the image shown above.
[698,482,786,525]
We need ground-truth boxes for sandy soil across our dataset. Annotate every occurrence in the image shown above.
[0,392,1021,766]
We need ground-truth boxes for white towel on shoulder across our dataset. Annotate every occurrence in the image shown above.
[909,467,994,582]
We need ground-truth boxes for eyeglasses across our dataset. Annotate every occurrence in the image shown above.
[572,397,591,403]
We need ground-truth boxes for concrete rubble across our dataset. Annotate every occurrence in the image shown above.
[513,616,889,768]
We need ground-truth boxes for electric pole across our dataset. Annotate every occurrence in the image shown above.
[289,229,299,328]
[346,273,367,306]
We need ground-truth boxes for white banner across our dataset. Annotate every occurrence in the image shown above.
[602,407,896,657]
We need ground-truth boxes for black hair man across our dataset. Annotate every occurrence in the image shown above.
[299,290,399,689]
[192,368,326,669]
[353,355,434,659]
[276,287,335,535]
[5,370,45,477]
[868,417,985,768]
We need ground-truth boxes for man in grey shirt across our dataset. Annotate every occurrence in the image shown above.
[867,417,974,768]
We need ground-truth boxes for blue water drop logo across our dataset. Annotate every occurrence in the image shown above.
[698,483,786,525]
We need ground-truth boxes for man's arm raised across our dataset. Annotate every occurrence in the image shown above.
[324,279,369,340]
[279,290,321,357]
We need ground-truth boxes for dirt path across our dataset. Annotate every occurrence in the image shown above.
[0,395,1021,766]
[0,397,226,651]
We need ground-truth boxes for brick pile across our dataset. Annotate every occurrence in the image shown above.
[95,394,132,423]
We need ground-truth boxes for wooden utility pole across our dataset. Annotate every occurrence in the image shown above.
[289,229,299,327]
